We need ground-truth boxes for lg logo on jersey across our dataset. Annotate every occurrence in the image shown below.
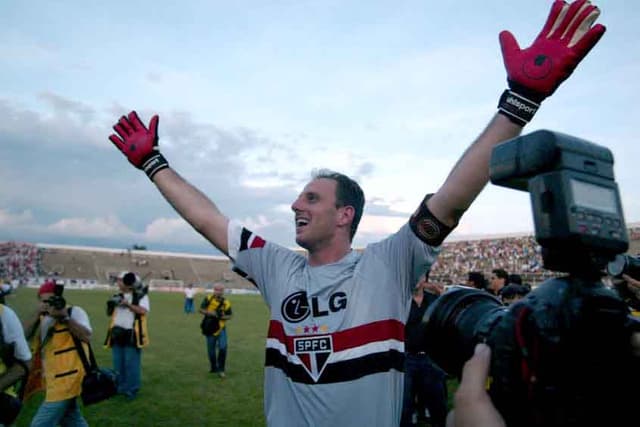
[281,291,347,323]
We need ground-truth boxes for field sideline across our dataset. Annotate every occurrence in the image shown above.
[7,287,270,427]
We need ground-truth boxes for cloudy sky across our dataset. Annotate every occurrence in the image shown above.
[1,1,638,256]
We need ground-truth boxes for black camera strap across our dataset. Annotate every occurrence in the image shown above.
[68,307,98,374]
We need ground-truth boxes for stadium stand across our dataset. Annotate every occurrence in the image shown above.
[1,225,639,291]
[35,244,253,290]
[0,241,42,282]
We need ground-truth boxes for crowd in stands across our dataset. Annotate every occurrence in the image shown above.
[1,227,639,287]
[0,241,42,282]
[430,235,543,284]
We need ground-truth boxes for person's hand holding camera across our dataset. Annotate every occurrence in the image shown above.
[622,274,640,299]
[38,299,50,315]
[446,344,506,427]
[425,281,445,296]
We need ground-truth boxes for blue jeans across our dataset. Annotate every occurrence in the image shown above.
[206,328,227,373]
[112,344,142,398]
[401,353,448,427]
[30,398,88,427]
[184,298,194,313]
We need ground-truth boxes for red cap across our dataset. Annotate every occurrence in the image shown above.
[39,280,56,295]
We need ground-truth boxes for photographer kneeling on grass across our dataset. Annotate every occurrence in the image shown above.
[104,272,150,400]
[199,283,232,378]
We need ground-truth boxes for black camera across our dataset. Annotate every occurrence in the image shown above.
[46,283,66,310]
[106,294,124,316]
[423,131,640,427]
[109,294,124,305]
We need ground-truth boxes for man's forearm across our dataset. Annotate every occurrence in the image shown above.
[427,114,522,226]
[153,168,230,255]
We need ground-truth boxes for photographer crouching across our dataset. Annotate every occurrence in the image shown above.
[23,280,92,427]
[104,272,149,400]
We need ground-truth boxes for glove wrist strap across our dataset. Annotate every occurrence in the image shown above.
[497,89,540,127]
[141,153,169,180]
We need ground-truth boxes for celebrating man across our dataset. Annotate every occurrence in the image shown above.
[107,1,605,425]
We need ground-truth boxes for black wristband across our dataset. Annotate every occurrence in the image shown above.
[497,89,540,126]
[141,153,169,180]
[409,194,456,247]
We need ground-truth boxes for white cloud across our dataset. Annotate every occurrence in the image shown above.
[47,215,132,238]
[0,209,34,226]
[239,215,288,233]
[143,217,200,244]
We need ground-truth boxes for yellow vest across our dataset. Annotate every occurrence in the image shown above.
[204,296,231,336]
[42,316,88,402]
[105,310,149,349]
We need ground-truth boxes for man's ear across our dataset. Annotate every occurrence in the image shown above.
[337,205,355,228]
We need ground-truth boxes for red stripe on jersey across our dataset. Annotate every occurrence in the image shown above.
[250,235,266,248]
[268,319,405,353]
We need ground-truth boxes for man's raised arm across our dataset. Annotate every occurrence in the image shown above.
[109,112,230,255]
[415,0,606,245]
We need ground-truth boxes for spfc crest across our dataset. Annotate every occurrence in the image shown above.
[294,335,333,382]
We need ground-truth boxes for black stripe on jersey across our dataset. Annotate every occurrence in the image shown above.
[231,266,258,288]
[239,227,252,252]
[265,348,405,384]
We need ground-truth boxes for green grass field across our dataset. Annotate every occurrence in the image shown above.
[7,287,270,427]
[6,287,458,426]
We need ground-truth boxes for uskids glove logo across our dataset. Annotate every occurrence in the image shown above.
[294,335,333,382]
[281,291,347,323]
[505,94,538,115]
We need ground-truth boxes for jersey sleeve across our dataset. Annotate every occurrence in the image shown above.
[1,305,32,362]
[368,222,441,297]
[227,219,304,307]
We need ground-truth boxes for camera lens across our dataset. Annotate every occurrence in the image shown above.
[607,254,640,279]
[606,254,627,277]
[422,287,506,377]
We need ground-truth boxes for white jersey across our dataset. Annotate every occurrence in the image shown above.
[228,221,439,427]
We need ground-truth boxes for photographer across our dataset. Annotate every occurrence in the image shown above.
[23,281,92,427]
[199,283,232,378]
[104,272,149,400]
[0,302,31,427]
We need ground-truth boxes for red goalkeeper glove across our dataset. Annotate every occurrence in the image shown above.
[109,111,169,180]
[498,0,606,126]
